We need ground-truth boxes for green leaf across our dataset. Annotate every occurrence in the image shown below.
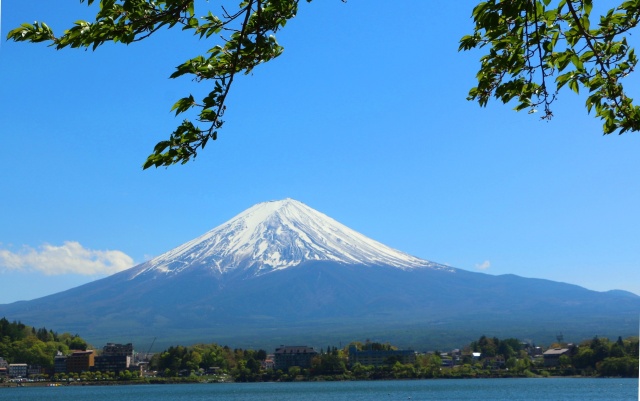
[199,109,217,121]
[170,95,195,116]
[571,54,584,71]
[568,79,580,94]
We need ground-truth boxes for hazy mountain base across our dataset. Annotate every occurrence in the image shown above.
[1,263,637,351]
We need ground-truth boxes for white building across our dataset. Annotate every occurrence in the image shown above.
[8,363,28,378]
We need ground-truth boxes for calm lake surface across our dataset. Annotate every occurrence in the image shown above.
[2,378,637,401]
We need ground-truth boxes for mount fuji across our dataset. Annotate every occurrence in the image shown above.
[131,198,449,279]
[0,199,638,350]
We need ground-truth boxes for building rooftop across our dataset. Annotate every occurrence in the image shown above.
[543,348,569,356]
[275,346,316,354]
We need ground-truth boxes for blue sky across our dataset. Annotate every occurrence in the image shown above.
[1,0,638,304]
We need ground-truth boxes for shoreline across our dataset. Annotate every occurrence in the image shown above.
[3,375,632,389]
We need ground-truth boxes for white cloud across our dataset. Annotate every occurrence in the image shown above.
[0,241,135,275]
[475,260,491,270]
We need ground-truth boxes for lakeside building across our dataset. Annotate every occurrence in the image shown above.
[542,348,571,367]
[66,350,95,373]
[27,365,44,377]
[8,363,28,378]
[54,355,67,374]
[274,346,318,370]
[261,355,275,370]
[348,345,416,367]
[103,343,134,357]
[0,357,8,377]
[94,343,134,373]
[483,356,506,370]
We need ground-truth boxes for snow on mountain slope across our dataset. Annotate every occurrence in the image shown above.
[132,199,450,278]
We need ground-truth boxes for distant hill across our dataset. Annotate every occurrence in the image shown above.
[1,199,637,351]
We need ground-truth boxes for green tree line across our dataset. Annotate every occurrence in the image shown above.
[558,336,639,377]
[0,317,89,369]
[2,320,636,380]
[149,335,639,381]
[150,343,269,381]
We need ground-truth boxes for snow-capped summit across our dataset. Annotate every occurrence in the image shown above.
[132,198,446,278]
[3,201,638,350]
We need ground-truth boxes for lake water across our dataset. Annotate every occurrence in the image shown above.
[2,378,637,400]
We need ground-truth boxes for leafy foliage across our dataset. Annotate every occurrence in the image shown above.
[9,1,635,169]
[570,335,639,376]
[7,0,316,168]
[460,0,640,134]
[471,335,522,359]
[311,348,347,375]
[151,343,269,379]
[147,335,640,381]
[2,325,637,380]
[0,317,90,368]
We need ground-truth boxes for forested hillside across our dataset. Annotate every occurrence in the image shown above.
[0,317,89,369]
